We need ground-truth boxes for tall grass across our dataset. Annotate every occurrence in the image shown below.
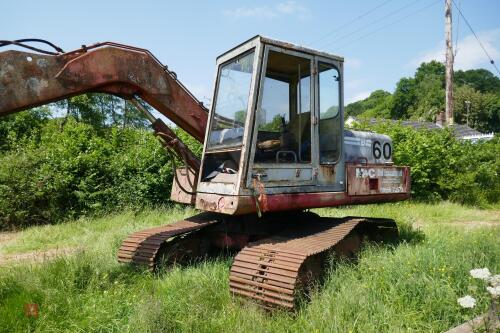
[0,202,498,332]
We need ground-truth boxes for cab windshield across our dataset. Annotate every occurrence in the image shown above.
[207,51,255,149]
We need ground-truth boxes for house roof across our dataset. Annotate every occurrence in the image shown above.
[348,117,494,140]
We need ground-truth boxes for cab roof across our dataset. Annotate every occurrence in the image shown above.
[217,35,344,63]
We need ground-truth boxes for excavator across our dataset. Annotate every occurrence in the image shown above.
[0,36,410,309]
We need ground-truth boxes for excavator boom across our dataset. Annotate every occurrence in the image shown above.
[0,42,208,142]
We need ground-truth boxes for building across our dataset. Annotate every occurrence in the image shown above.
[345,116,494,143]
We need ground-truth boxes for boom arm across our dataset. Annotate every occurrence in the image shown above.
[0,42,208,171]
[0,42,208,141]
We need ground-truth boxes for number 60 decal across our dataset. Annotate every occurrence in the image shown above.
[373,141,392,159]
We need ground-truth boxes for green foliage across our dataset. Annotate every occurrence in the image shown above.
[453,85,500,133]
[391,77,414,119]
[352,120,499,205]
[0,107,50,151]
[414,60,445,84]
[0,118,175,230]
[56,93,148,129]
[174,126,203,157]
[347,62,500,133]
[234,110,246,124]
[321,105,340,118]
[455,68,500,93]
[391,62,446,121]
[346,90,392,118]
[259,113,284,132]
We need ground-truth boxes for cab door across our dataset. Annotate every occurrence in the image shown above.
[313,57,345,191]
[247,45,315,187]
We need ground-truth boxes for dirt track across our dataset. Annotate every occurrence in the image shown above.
[0,232,81,266]
[0,247,81,266]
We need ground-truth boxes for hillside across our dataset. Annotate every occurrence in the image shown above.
[346,62,500,133]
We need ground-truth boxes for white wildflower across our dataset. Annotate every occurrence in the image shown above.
[470,268,491,281]
[458,295,476,308]
[486,286,500,298]
[488,274,500,287]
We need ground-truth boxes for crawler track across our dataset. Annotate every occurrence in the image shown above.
[229,217,397,309]
[117,212,220,270]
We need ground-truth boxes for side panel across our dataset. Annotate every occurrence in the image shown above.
[347,164,410,196]
[195,164,410,215]
[171,167,196,204]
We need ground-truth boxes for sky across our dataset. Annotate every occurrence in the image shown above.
[2,0,499,106]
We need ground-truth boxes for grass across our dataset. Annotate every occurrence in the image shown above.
[0,201,498,332]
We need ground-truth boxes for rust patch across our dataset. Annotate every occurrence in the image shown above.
[319,164,336,182]
[198,198,218,212]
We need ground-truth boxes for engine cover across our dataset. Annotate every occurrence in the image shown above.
[344,130,393,165]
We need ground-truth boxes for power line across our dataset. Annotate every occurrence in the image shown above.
[318,0,424,49]
[451,0,500,75]
[309,0,395,46]
[335,0,441,51]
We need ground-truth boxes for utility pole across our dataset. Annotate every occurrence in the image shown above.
[445,0,454,126]
[465,100,470,126]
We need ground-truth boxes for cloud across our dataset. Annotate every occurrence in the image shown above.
[223,1,310,21]
[411,29,500,70]
[346,90,371,104]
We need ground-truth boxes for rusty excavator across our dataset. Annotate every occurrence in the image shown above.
[0,36,410,309]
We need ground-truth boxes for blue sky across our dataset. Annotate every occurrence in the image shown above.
[2,0,499,106]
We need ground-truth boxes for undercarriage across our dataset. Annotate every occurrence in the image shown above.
[117,212,398,310]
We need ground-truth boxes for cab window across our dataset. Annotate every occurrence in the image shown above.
[318,62,341,164]
[254,50,311,164]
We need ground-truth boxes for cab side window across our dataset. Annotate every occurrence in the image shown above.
[318,62,341,164]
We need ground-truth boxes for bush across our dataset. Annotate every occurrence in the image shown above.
[0,118,184,230]
[1,108,497,230]
[352,120,499,206]
[0,107,50,151]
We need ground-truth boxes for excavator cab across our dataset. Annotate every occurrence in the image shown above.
[195,36,409,215]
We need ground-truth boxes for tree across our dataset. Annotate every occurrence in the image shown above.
[0,106,50,151]
[345,90,392,118]
[454,85,500,133]
[455,68,500,93]
[56,93,148,130]
[234,110,246,124]
[414,60,445,85]
[391,77,417,119]
[411,74,445,121]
